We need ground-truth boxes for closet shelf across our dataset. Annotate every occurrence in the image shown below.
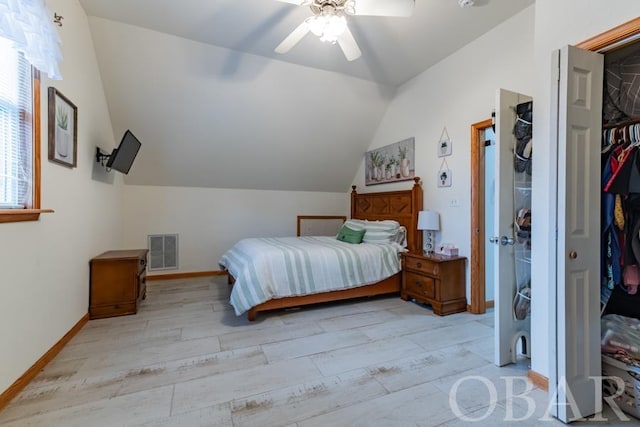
[603,117,640,129]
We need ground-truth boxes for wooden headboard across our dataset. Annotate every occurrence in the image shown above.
[351,177,423,254]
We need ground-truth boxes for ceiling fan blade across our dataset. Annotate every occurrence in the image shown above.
[352,0,415,17]
[337,26,361,61]
[275,21,311,54]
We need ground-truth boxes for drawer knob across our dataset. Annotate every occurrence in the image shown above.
[416,281,423,288]
[416,262,422,268]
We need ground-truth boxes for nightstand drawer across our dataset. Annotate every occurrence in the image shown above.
[404,272,435,299]
[404,256,439,276]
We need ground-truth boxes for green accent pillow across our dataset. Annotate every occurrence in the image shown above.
[336,225,366,244]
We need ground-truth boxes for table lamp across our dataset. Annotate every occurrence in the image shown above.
[418,210,440,255]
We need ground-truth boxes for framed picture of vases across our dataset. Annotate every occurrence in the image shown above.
[48,87,78,168]
[365,137,415,186]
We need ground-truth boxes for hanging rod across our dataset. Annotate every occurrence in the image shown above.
[603,117,640,129]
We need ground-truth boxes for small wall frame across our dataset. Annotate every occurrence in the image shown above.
[48,87,78,168]
[438,169,452,187]
[438,127,452,157]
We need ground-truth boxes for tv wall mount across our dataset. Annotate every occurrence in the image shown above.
[95,147,113,168]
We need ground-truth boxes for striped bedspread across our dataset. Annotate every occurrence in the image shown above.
[219,236,402,316]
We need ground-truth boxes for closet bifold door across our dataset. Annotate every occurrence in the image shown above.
[551,45,604,423]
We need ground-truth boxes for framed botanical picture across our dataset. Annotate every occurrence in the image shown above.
[365,137,415,186]
[48,87,78,168]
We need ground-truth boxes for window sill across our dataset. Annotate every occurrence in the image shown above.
[0,209,55,224]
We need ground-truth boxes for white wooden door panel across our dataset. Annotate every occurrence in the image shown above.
[554,44,603,423]
[494,89,532,367]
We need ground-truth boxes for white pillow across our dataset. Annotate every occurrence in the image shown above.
[361,219,400,244]
[342,219,365,231]
[364,219,400,230]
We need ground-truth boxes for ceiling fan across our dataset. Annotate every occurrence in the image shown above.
[274,0,415,61]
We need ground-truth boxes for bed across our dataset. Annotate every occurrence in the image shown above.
[220,177,423,321]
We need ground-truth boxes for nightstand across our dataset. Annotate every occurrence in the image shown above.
[89,249,148,319]
[401,252,467,315]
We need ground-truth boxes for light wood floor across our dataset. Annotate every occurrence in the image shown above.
[0,276,623,426]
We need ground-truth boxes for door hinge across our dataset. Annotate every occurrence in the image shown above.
[553,49,561,83]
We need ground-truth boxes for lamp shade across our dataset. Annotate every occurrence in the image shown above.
[417,210,440,231]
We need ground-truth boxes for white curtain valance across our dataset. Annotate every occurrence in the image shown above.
[0,0,62,80]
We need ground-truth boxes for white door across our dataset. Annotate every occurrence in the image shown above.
[494,89,532,367]
[551,45,604,423]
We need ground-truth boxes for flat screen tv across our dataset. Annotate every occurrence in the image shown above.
[107,130,141,174]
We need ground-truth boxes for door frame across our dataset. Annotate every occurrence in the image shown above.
[576,17,640,51]
[470,118,493,314]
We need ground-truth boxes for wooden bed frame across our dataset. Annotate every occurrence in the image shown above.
[238,177,423,321]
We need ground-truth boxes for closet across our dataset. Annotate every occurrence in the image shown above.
[599,41,640,421]
[600,42,640,317]
[550,20,640,424]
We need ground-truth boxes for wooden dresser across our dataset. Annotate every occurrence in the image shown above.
[401,252,467,316]
[89,249,148,319]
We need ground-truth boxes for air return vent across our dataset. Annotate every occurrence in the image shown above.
[148,234,178,271]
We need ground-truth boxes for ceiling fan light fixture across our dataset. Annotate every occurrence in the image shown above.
[306,16,324,36]
[306,12,347,43]
[319,31,339,43]
[275,0,415,61]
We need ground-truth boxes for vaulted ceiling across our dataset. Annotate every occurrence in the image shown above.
[79,0,534,192]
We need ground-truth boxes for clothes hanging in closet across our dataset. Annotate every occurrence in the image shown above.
[602,122,640,306]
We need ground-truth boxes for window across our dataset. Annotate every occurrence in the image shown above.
[0,38,42,223]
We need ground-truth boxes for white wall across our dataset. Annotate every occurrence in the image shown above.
[530,0,640,379]
[121,186,349,274]
[0,0,121,392]
[87,17,394,193]
[353,6,536,304]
